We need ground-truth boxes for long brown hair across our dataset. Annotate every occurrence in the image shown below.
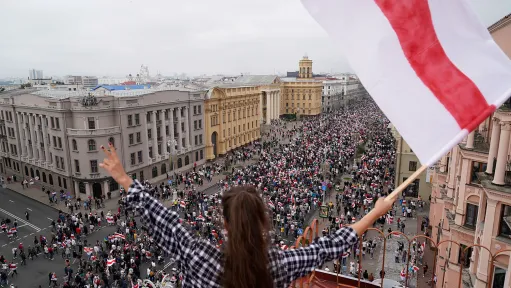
[221,186,273,288]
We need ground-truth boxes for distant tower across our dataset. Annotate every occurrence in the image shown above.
[298,54,313,79]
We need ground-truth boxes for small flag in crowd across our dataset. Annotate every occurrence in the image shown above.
[268,201,275,210]
[107,258,116,267]
[301,0,511,166]
[84,247,93,254]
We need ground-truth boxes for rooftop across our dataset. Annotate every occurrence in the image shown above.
[488,13,511,32]
[92,84,151,91]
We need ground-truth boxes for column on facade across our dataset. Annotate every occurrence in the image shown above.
[440,155,447,173]
[492,122,511,185]
[273,91,277,119]
[265,93,271,124]
[169,108,175,153]
[151,111,159,158]
[259,93,263,122]
[143,112,150,161]
[161,109,167,156]
[85,182,91,197]
[486,118,501,174]
[475,198,497,288]
[36,115,43,162]
[447,145,459,196]
[466,131,475,149]
[18,113,27,157]
[455,158,470,225]
[42,116,50,163]
[277,92,281,119]
[184,106,190,148]
[74,181,79,197]
[23,114,31,159]
[103,181,110,195]
[177,107,183,151]
[28,114,37,160]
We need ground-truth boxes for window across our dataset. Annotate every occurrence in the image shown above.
[53,136,57,147]
[139,171,144,181]
[55,118,60,129]
[493,267,506,288]
[136,132,141,143]
[152,166,158,178]
[149,147,153,158]
[408,161,417,171]
[195,151,199,161]
[74,160,80,173]
[194,106,197,115]
[199,120,202,129]
[135,114,140,125]
[72,139,78,151]
[90,160,98,173]
[129,134,134,145]
[161,164,166,175]
[109,137,115,146]
[194,120,197,130]
[464,203,478,228]
[138,151,142,163]
[499,204,511,237]
[58,137,62,148]
[61,157,65,170]
[148,129,152,139]
[198,106,202,114]
[50,117,55,129]
[471,161,487,183]
[200,150,203,159]
[131,153,136,165]
[88,139,96,151]
[127,115,133,126]
[195,135,198,145]
[87,117,95,129]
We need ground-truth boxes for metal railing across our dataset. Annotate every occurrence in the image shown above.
[288,221,502,288]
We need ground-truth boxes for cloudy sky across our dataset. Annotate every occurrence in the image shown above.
[1,0,510,78]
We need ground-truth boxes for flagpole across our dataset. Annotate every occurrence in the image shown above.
[385,165,428,202]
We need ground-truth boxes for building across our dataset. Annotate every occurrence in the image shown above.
[429,13,511,288]
[281,56,323,116]
[0,87,206,199]
[28,69,43,80]
[321,78,344,113]
[65,76,99,89]
[389,124,432,200]
[204,75,280,160]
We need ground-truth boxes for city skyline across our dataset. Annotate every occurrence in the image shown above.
[1,0,510,78]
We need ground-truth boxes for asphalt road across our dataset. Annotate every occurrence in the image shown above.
[0,187,176,287]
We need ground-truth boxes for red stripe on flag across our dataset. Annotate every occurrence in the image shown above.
[375,0,495,131]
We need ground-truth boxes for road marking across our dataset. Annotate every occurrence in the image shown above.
[23,235,27,238]
[0,208,41,232]
[8,200,13,203]
[47,217,52,221]
[26,208,32,211]
[1,244,5,247]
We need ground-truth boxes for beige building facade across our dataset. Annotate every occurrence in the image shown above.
[390,124,432,200]
[429,14,511,288]
[281,56,323,116]
[0,87,206,198]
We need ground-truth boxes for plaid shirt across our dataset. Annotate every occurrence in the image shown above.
[126,180,358,287]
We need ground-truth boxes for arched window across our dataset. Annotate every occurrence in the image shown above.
[42,172,47,183]
[108,137,115,147]
[177,158,183,168]
[161,164,166,175]
[72,139,78,151]
[88,139,96,151]
[36,170,40,179]
[25,166,29,176]
[152,166,158,178]
[30,168,34,178]
[79,182,86,194]
[184,156,189,166]
[49,174,53,185]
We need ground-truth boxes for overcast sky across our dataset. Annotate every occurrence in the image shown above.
[1,0,510,78]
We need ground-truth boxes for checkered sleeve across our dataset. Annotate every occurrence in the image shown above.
[282,226,359,282]
[126,180,195,262]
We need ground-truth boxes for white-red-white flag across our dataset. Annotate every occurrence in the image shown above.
[301,0,511,166]
[107,258,116,266]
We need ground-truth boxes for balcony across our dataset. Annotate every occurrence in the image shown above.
[67,126,121,137]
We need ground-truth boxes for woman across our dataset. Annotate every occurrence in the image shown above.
[99,143,393,288]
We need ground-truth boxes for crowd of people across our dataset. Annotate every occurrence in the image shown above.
[0,100,429,287]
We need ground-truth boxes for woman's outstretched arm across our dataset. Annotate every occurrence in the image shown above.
[283,198,393,282]
[99,143,195,259]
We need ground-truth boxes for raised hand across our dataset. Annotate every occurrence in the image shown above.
[99,143,133,191]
